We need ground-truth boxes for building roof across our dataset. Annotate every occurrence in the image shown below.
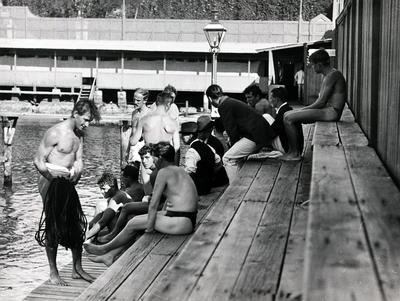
[255,38,332,52]
[0,38,288,54]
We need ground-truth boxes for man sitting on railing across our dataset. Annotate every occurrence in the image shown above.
[84,142,198,266]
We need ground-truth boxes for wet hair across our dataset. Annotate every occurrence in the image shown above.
[97,171,118,189]
[206,84,224,100]
[134,88,149,102]
[138,145,152,157]
[122,164,139,181]
[72,99,101,121]
[309,48,330,66]
[156,91,173,106]
[151,142,175,163]
[271,87,288,101]
[243,84,262,97]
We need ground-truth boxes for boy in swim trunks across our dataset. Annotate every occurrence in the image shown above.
[86,171,138,241]
[281,48,347,161]
[34,99,100,285]
[84,142,198,266]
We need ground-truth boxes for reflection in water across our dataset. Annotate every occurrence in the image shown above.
[0,118,120,300]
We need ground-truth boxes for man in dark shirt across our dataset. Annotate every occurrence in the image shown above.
[206,84,275,184]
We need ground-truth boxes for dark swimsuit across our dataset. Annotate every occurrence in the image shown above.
[165,210,198,230]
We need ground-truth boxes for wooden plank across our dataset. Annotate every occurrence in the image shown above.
[304,145,383,301]
[276,125,313,301]
[185,159,281,300]
[76,234,165,301]
[187,200,267,301]
[108,187,226,301]
[312,122,339,146]
[344,146,400,301]
[140,162,262,301]
[230,161,302,300]
[25,256,107,300]
[337,121,369,147]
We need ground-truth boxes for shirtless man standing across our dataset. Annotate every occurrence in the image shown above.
[281,48,347,161]
[128,91,180,158]
[125,88,150,164]
[84,142,198,265]
[34,99,100,285]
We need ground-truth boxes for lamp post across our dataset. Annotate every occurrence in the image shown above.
[203,11,226,85]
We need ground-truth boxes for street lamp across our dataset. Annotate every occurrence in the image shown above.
[203,11,226,85]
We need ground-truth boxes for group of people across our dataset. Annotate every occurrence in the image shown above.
[33,48,346,285]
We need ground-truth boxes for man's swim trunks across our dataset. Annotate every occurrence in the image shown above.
[165,210,198,230]
[35,178,87,249]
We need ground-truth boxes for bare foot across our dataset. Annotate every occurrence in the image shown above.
[72,267,95,283]
[97,232,116,244]
[49,272,68,286]
[83,242,107,255]
[279,153,302,161]
[88,254,114,267]
[85,223,101,241]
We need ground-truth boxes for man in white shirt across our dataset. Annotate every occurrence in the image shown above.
[294,67,305,101]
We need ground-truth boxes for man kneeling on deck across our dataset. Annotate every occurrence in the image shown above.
[84,142,199,266]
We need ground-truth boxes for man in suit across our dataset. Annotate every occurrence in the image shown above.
[206,84,275,184]
[248,87,303,159]
[269,87,303,153]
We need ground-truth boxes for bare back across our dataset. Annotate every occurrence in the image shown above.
[158,166,198,213]
[321,69,347,111]
[141,113,177,145]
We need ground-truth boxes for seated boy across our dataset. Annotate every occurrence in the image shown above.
[84,142,198,266]
[122,164,145,201]
[86,172,133,241]
[97,148,165,244]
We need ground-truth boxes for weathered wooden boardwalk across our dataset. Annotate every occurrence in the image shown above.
[24,106,400,301]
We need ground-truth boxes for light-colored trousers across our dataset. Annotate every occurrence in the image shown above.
[223,137,258,184]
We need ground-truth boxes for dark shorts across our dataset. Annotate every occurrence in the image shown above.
[165,210,198,230]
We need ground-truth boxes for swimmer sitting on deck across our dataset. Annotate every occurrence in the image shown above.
[34,99,100,285]
[85,171,139,242]
[84,142,198,266]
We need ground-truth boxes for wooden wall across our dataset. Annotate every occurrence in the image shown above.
[336,0,400,185]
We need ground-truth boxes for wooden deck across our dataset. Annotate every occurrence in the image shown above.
[24,105,400,301]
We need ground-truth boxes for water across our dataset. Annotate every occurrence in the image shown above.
[0,118,121,301]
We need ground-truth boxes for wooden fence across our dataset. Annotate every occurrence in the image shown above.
[336,0,400,185]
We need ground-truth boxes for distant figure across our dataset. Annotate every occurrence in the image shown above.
[86,172,139,241]
[282,48,347,161]
[243,84,275,117]
[126,88,150,164]
[294,66,305,101]
[34,99,100,285]
[84,142,199,266]
[129,91,180,161]
[206,84,275,183]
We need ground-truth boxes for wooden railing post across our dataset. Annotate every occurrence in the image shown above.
[2,116,18,187]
